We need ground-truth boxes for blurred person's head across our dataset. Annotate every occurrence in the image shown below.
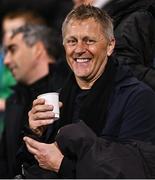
[73,0,94,8]
[62,5,115,89]
[73,0,112,8]
[2,9,47,44]
[3,24,57,85]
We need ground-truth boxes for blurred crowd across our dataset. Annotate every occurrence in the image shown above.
[0,0,155,179]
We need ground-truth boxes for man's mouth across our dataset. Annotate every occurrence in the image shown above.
[74,58,91,63]
[10,67,17,74]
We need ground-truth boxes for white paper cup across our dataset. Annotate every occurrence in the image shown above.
[38,92,60,120]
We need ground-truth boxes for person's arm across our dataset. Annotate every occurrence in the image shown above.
[115,10,155,89]
[55,121,148,178]
[58,156,76,178]
[56,121,97,178]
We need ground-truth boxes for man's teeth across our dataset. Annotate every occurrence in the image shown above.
[76,58,89,62]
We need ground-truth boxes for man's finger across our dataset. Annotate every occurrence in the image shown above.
[25,142,38,155]
[59,102,63,108]
[33,98,45,106]
[23,136,42,150]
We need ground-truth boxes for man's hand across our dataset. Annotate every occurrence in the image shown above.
[28,98,55,135]
[23,136,64,172]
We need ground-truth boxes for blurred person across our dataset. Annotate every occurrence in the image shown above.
[1,0,73,36]
[0,9,69,136]
[0,23,69,178]
[0,10,49,126]
[104,0,155,90]
[73,0,87,8]
[2,9,48,43]
[23,5,155,178]
[73,0,111,8]
[73,0,155,90]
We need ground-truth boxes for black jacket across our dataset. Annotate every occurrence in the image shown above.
[22,60,155,179]
[55,60,155,178]
[56,121,155,178]
[104,0,155,90]
[0,63,69,178]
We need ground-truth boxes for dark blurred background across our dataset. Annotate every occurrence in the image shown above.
[0,0,74,42]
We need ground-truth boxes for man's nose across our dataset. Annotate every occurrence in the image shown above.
[4,53,11,66]
[74,41,87,53]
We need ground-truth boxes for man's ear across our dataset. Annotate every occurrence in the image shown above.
[33,41,44,59]
[107,38,115,56]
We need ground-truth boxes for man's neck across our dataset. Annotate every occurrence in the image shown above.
[26,63,50,85]
[76,80,93,90]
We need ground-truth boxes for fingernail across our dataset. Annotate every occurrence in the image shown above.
[23,137,27,141]
[50,119,54,123]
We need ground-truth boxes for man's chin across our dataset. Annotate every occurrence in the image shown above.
[75,73,89,81]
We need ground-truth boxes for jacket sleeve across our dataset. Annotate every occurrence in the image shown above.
[58,156,76,178]
[55,121,149,178]
[114,10,155,90]
[56,121,96,178]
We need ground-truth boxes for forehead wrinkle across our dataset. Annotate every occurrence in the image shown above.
[66,19,104,39]
[69,18,95,28]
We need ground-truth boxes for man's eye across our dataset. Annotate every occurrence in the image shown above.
[85,39,96,45]
[66,39,77,46]
[10,47,17,54]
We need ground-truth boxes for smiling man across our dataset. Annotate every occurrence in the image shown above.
[62,16,114,89]
[23,5,155,178]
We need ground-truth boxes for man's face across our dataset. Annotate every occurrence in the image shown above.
[63,18,115,87]
[4,33,37,84]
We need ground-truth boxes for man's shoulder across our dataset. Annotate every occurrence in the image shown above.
[114,65,155,95]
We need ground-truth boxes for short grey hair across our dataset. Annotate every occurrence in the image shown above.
[62,5,114,41]
[11,24,61,59]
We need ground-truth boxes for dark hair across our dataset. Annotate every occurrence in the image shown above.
[2,9,47,26]
[11,24,61,59]
[62,5,114,41]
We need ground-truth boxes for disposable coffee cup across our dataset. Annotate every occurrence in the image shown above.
[38,92,60,120]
